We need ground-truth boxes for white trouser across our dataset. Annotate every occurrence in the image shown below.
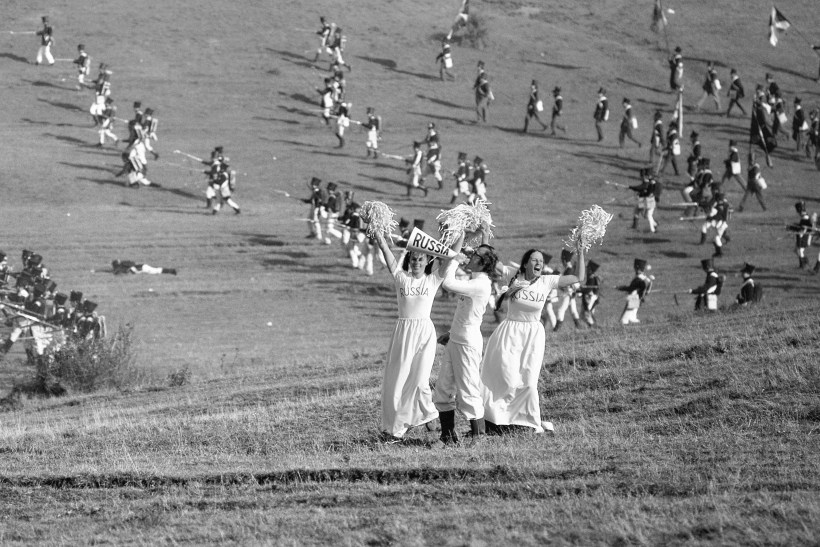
[702,220,728,246]
[427,160,442,182]
[366,130,378,150]
[99,121,117,144]
[434,341,484,419]
[139,265,164,275]
[127,171,151,186]
[620,306,640,324]
[556,293,579,321]
[326,215,342,239]
[36,45,54,65]
[408,166,423,187]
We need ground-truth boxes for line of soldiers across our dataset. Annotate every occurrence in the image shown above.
[1,250,105,363]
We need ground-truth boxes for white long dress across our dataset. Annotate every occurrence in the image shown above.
[481,274,560,432]
[382,268,443,437]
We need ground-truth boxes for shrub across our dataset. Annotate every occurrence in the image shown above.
[167,364,192,387]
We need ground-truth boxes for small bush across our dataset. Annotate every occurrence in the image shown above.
[463,14,489,49]
[167,364,192,387]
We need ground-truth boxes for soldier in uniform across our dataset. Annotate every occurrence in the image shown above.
[89,66,112,126]
[668,46,683,92]
[690,258,721,311]
[687,131,702,183]
[649,111,665,166]
[720,140,746,190]
[406,141,429,198]
[210,159,240,215]
[628,168,659,233]
[424,124,444,189]
[737,152,767,212]
[474,71,492,123]
[35,16,55,66]
[553,249,581,331]
[317,78,334,126]
[696,62,721,112]
[469,156,488,204]
[580,260,601,327]
[141,108,160,160]
[304,177,327,240]
[658,119,681,176]
[323,182,344,245]
[450,152,471,204]
[363,107,381,158]
[793,97,807,152]
[618,98,641,148]
[436,40,455,81]
[593,88,609,142]
[96,97,119,147]
[112,260,177,275]
[447,0,470,40]
[550,86,567,136]
[736,263,762,305]
[701,192,731,257]
[523,81,548,132]
[335,101,350,148]
[617,259,652,325]
[806,109,819,161]
[314,16,332,62]
[73,44,91,88]
[794,201,813,269]
[726,68,746,117]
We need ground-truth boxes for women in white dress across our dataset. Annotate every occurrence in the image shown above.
[375,234,442,440]
[481,248,584,433]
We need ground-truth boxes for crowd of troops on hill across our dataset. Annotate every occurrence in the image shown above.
[16,9,818,328]
[0,250,105,364]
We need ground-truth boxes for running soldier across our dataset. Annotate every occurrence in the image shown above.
[141,108,160,160]
[696,62,721,112]
[629,168,658,233]
[334,101,351,148]
[328,27,351,71]
[580,260,601,327]
[317,78,334,125]
[700,192,731,257]
[210,159,240,215]
[436,40,455,81]
[96,97,119,148]
[720,140,746,190]
[125,101,144,146]
[617,259,652,325]
[424,124,444,188]
[550,86,566,136]
[447,0,470,40]
[726,68,746,117]
[793,97,807,152]
[649,111,665,166]
[363,107,381,158]
[807,109,820,161]
[523,80,548,132]
[450,152,471,204]
[553,249,581,331]
[658,119,681,176]
[34,16,55,66]
[73,44,91,88]
[687,131,702,183]
[314,16,332,62]
[619,98,641,148]
[406,141,429,197]
[737,152,766,212]
[690,258,721,311]
[593,88,609,142]
[304,178,327,240]
[323,182,344,245]
[794,201,813,269]
[89,66,112,126]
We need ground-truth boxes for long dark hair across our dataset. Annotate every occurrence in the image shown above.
[402,251,436,275]
[495,249,548,309]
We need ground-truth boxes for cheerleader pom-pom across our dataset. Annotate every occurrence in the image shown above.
[360,201,398,239]
[436,199,494,246]
[564,205,614,252]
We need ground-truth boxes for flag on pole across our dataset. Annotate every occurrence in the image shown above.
[768,6,791,46]
[651,0,667,32]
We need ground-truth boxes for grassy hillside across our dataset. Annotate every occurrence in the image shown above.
[1,303,819,544]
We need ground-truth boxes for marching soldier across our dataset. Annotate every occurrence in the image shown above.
[618,98,641,148]
[96,97,119,147]
[617,259,652,325]
[580,260,601,326]
[523,80,548,132]
[436,40,455,81]
[363,107,381,158]
[323,182,344,244]
[304,177,327,240]
[726,68,746,117]
[687,131,702,183]
[550,86,566,136]
[424,124,444,189]
[668,46,683,91]
[772,92,789,141]
[469,155,488,203]
[658,119,681,176]
[696,62,721,112]
[406,141,429,198]
[700,192,731,257]
[736,263,762,305]
[737,152,767,212]
[35,16,55,66]
[690,258,721,311]
[474,71,492,123]
[720,140,746,190]
[794,201,813,269]
[314,16,332,62]
[142,108,160,160]
[73,44,91,88]
[593,88,609,142]
[649,111,665,166]
[210,159,240,215]
[629,168,658,233]
[450,152,471,204]
[793,97,807,152]
[553,249,581,331]
[335,101,351,148]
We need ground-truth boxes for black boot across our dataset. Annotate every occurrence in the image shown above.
[800,256,807,269]
[632,217,639,230]
[0,339,13,356]
[162,268,177,275]
[712,243,723,257]
[467,418,485,448]
[553,320,563,332]
[434,410,459,448]
[205,198,212,209]
[812,262,820,275]
[573,317,581,328]
[699,232,707,245]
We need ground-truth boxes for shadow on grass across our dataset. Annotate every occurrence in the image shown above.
[253,116,300,125]
[356,55,439,81]
[76,177,202,201]
[416,94,473,111]
[615,77,669,95]
[407,111,471,126]
[0,52,30,64]
[762,63,816,83]
[267,48,315,69]
[37,97,83,111]
[58,161,115,172]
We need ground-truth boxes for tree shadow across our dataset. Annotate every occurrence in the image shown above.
[416,94,472,111]
[37,98,84,111]
[0,52,30,64]
[356,55,438,81]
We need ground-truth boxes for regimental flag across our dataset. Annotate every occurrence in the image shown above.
[651,0,667,33]
[768,6,791,46]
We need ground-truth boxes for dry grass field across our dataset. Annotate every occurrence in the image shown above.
[1,0,820,544]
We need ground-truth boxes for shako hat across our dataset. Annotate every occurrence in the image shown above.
[741,263,755,275]
[701,258,714,270]
[634,258,647,270]
[587,260,600,274]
